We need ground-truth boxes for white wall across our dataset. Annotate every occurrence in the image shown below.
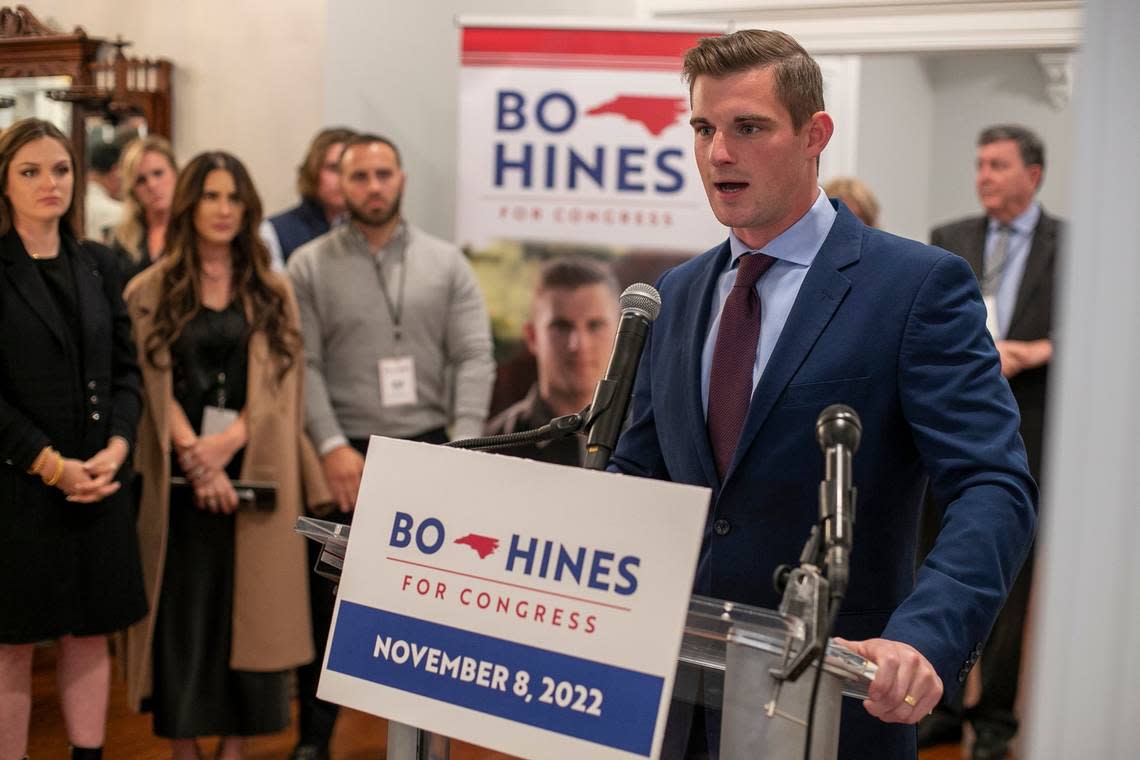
[325,0,640,243]
[1026,0,1140,755]
[927,51,1074,229]
[31,0,326,216]
[851,53,934,242]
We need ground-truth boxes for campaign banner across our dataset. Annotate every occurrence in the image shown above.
[457,23,729,253]
[318,437,711,759]
[455,21,730,349]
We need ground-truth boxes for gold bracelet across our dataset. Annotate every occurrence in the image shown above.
[27,446,53,475]
[44,453,64,487]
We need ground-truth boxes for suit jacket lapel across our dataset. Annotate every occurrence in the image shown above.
[723,208,859,483]
[682,241,731,490]
[957,218,987,280]
[0,231,69,349]
[1008,212,1056,336]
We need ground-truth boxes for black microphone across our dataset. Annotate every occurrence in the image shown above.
[816,404,861,600]
[582,283,662,470]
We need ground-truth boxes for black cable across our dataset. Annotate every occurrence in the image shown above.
[445,425,555,450]
[445,408,590,452]
[802,598,842,760]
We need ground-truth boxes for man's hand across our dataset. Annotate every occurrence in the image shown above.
[322,444,364,513]
[995,338,1052,379]
[833,637,943,724]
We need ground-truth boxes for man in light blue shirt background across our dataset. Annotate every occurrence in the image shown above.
[923,124,1063,760]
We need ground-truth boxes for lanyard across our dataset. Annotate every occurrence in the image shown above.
[205,305,247,408]
[374,247,408,342]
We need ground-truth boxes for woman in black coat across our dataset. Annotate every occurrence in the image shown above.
[0,119,146,760]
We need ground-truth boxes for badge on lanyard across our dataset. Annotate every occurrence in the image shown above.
[201,370,239,436]
[379,356,418,407]
[202,406,239,436]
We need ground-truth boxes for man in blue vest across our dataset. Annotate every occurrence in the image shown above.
[261,127,356,269]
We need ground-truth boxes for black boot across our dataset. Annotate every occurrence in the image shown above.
[70,747,103,760]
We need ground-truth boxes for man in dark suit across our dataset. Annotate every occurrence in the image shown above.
[609,30,1036,760]
[919,125,1060,760]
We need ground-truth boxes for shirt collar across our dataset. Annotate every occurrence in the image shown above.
[344,218,408,256]
[989,201,1041,236]
[727,187,835,269]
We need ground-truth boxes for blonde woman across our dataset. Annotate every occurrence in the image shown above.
[112,135,177,284]
[823,176,880,228]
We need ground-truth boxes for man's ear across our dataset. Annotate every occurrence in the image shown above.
[805,111,835,159]
[1028,164,1044,191]
[522,321,538,355]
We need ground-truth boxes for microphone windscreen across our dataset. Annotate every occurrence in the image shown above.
[619,283,661,322]
[816,404,862,452]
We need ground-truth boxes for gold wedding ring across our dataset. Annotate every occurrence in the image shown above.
[904,694,918,708]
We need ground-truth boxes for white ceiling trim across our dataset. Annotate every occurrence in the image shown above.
[644,0,1082,54]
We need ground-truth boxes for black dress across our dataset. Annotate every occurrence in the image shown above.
[0,232,146,643]
[110,225,158,289]
[149,302,289,738]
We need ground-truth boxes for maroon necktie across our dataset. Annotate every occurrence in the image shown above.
[707,252,776,478]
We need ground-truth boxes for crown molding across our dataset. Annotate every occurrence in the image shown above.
[644,0,1082,54]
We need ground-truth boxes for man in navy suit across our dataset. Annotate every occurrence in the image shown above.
[609,30,1036,760]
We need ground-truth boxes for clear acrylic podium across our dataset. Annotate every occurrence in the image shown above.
[297,517,875,760]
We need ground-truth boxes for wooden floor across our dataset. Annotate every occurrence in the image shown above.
[26,643,968,759]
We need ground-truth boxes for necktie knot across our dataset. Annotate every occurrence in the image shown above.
[734,252,776,290]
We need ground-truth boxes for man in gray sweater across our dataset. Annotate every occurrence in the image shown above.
[286,133,495,760]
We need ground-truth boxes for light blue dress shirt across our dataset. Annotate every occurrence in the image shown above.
[986,201,1041,339]
[700,189,838,416]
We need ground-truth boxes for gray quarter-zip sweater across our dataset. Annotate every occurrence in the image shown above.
[287,220,495,449]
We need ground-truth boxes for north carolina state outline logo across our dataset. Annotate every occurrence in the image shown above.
[454,533,500,559]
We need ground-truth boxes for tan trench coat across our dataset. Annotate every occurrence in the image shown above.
[122,264,331,710]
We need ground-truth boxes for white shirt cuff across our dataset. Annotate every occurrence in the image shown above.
[318,434,350,456]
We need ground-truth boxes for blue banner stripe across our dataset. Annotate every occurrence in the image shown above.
[328,601,663,755]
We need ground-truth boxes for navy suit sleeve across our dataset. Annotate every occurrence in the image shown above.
[881,253,1037,696]
[609,270,671,480]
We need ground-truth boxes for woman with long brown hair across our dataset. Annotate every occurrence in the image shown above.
[112,135,177,283]
[123,151,328,760]
[0,119,146,760]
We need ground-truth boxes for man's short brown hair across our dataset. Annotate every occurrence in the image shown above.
[339,133,402,169]
[682,29,824,132]
[297,127,355,201]
[535,257,619,298]
[978,124,1046,175]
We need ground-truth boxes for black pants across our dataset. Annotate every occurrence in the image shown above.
[297,428,449,747]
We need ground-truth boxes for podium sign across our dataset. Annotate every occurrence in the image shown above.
[318,437,710,759]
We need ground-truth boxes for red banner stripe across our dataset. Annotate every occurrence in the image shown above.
[461,27,717,59]
[461,53,685,71]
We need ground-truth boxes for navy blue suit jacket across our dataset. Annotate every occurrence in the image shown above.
[610,204,1037,760]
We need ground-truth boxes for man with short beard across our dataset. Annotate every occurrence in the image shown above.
[285,133,495,760]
